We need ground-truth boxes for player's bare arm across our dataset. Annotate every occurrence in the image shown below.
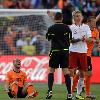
[70,38,82,43]
[96,13,100,22]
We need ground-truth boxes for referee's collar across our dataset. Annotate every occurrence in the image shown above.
[55,22,63,24]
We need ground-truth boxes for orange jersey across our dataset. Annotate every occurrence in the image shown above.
[87,28,99,56]
[6,70,27,87]
[3,0,14,8]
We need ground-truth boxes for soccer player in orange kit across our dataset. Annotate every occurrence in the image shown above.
[5,58,39,98]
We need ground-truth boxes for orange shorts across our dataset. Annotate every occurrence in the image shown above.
[69,52,87,71]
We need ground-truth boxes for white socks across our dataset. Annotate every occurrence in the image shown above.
[77,78,84,95]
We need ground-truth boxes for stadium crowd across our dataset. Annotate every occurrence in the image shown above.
[0,15,50,55]
[0,0,99,56]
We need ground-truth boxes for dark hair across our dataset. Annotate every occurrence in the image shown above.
[54,12,63,21]
[87,16,96,22]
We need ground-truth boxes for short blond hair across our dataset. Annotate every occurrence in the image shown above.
[72,10,82,17]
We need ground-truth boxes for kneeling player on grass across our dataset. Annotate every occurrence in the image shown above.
[4,58,39,98]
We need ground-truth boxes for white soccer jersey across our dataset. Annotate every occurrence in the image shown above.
[69,24,91,53]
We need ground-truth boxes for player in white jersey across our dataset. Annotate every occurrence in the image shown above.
[69,11,92,100]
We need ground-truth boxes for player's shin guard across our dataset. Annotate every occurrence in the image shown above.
[77,78,84,95]
[64,74,71,95]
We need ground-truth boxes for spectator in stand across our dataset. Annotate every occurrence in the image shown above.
[31,0,41,8]
[16,0,33,9]
[16,31,28,55]
[62,1,75,25]
[21,34,36,56]
[16,29,36,56]
[1,0,16,8]
[42,0,58,9]
[3,26,18,55]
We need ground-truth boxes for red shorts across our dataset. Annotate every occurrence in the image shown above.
[69,52,87,71]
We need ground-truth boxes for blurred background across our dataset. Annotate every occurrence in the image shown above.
[0,0,99,56]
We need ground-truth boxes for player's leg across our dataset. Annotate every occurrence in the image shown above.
[76,70,84,100]
[76,53,87,100]
[22,82,39,98]
[72,70,79,93]
[8,81,18,98]
[62,68,72,100]
[69,52,78,92]
[46,67,55,99]
[85,56,96,99]
[46,51,59,99]
[61,50,72,100]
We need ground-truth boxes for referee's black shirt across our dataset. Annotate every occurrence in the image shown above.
[46,23,72,50]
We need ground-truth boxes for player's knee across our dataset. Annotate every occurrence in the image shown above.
[22,83,33,93]
[79,71,84,78]
[69,69,75,77]
[48,67,55,73]
[24,83,33,89]
[62,68,70,75]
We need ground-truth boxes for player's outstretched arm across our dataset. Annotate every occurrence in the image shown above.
[96,13,100,22]
[70,38,82,43]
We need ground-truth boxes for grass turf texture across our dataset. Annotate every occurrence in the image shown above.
[0,83,100,100]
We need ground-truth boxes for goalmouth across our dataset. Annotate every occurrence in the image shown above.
[0,9,62,85]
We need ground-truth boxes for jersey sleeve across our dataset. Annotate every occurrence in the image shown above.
[69,25,73,39]
[46,26,55,41]
[67,26,72,40]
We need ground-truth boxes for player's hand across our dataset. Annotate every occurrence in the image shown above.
[10,80,18,87]
[81,35,86,42]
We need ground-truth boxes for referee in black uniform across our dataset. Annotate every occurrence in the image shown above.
[46,12,72,100]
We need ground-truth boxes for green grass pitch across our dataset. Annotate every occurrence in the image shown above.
[0,83,100,100]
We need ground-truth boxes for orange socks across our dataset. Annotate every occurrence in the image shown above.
[85,75,91,95]
[27,85,35,95]
[72,75,79,93]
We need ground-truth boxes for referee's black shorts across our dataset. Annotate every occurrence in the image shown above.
[49,50,69,68]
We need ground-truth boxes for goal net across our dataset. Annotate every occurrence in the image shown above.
[0,9,61,56]
[0,9,62,84]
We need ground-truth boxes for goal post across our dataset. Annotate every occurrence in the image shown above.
[0,9,61,16]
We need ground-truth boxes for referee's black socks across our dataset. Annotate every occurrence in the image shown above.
[64,74,71,94]
[48,73,54,91]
